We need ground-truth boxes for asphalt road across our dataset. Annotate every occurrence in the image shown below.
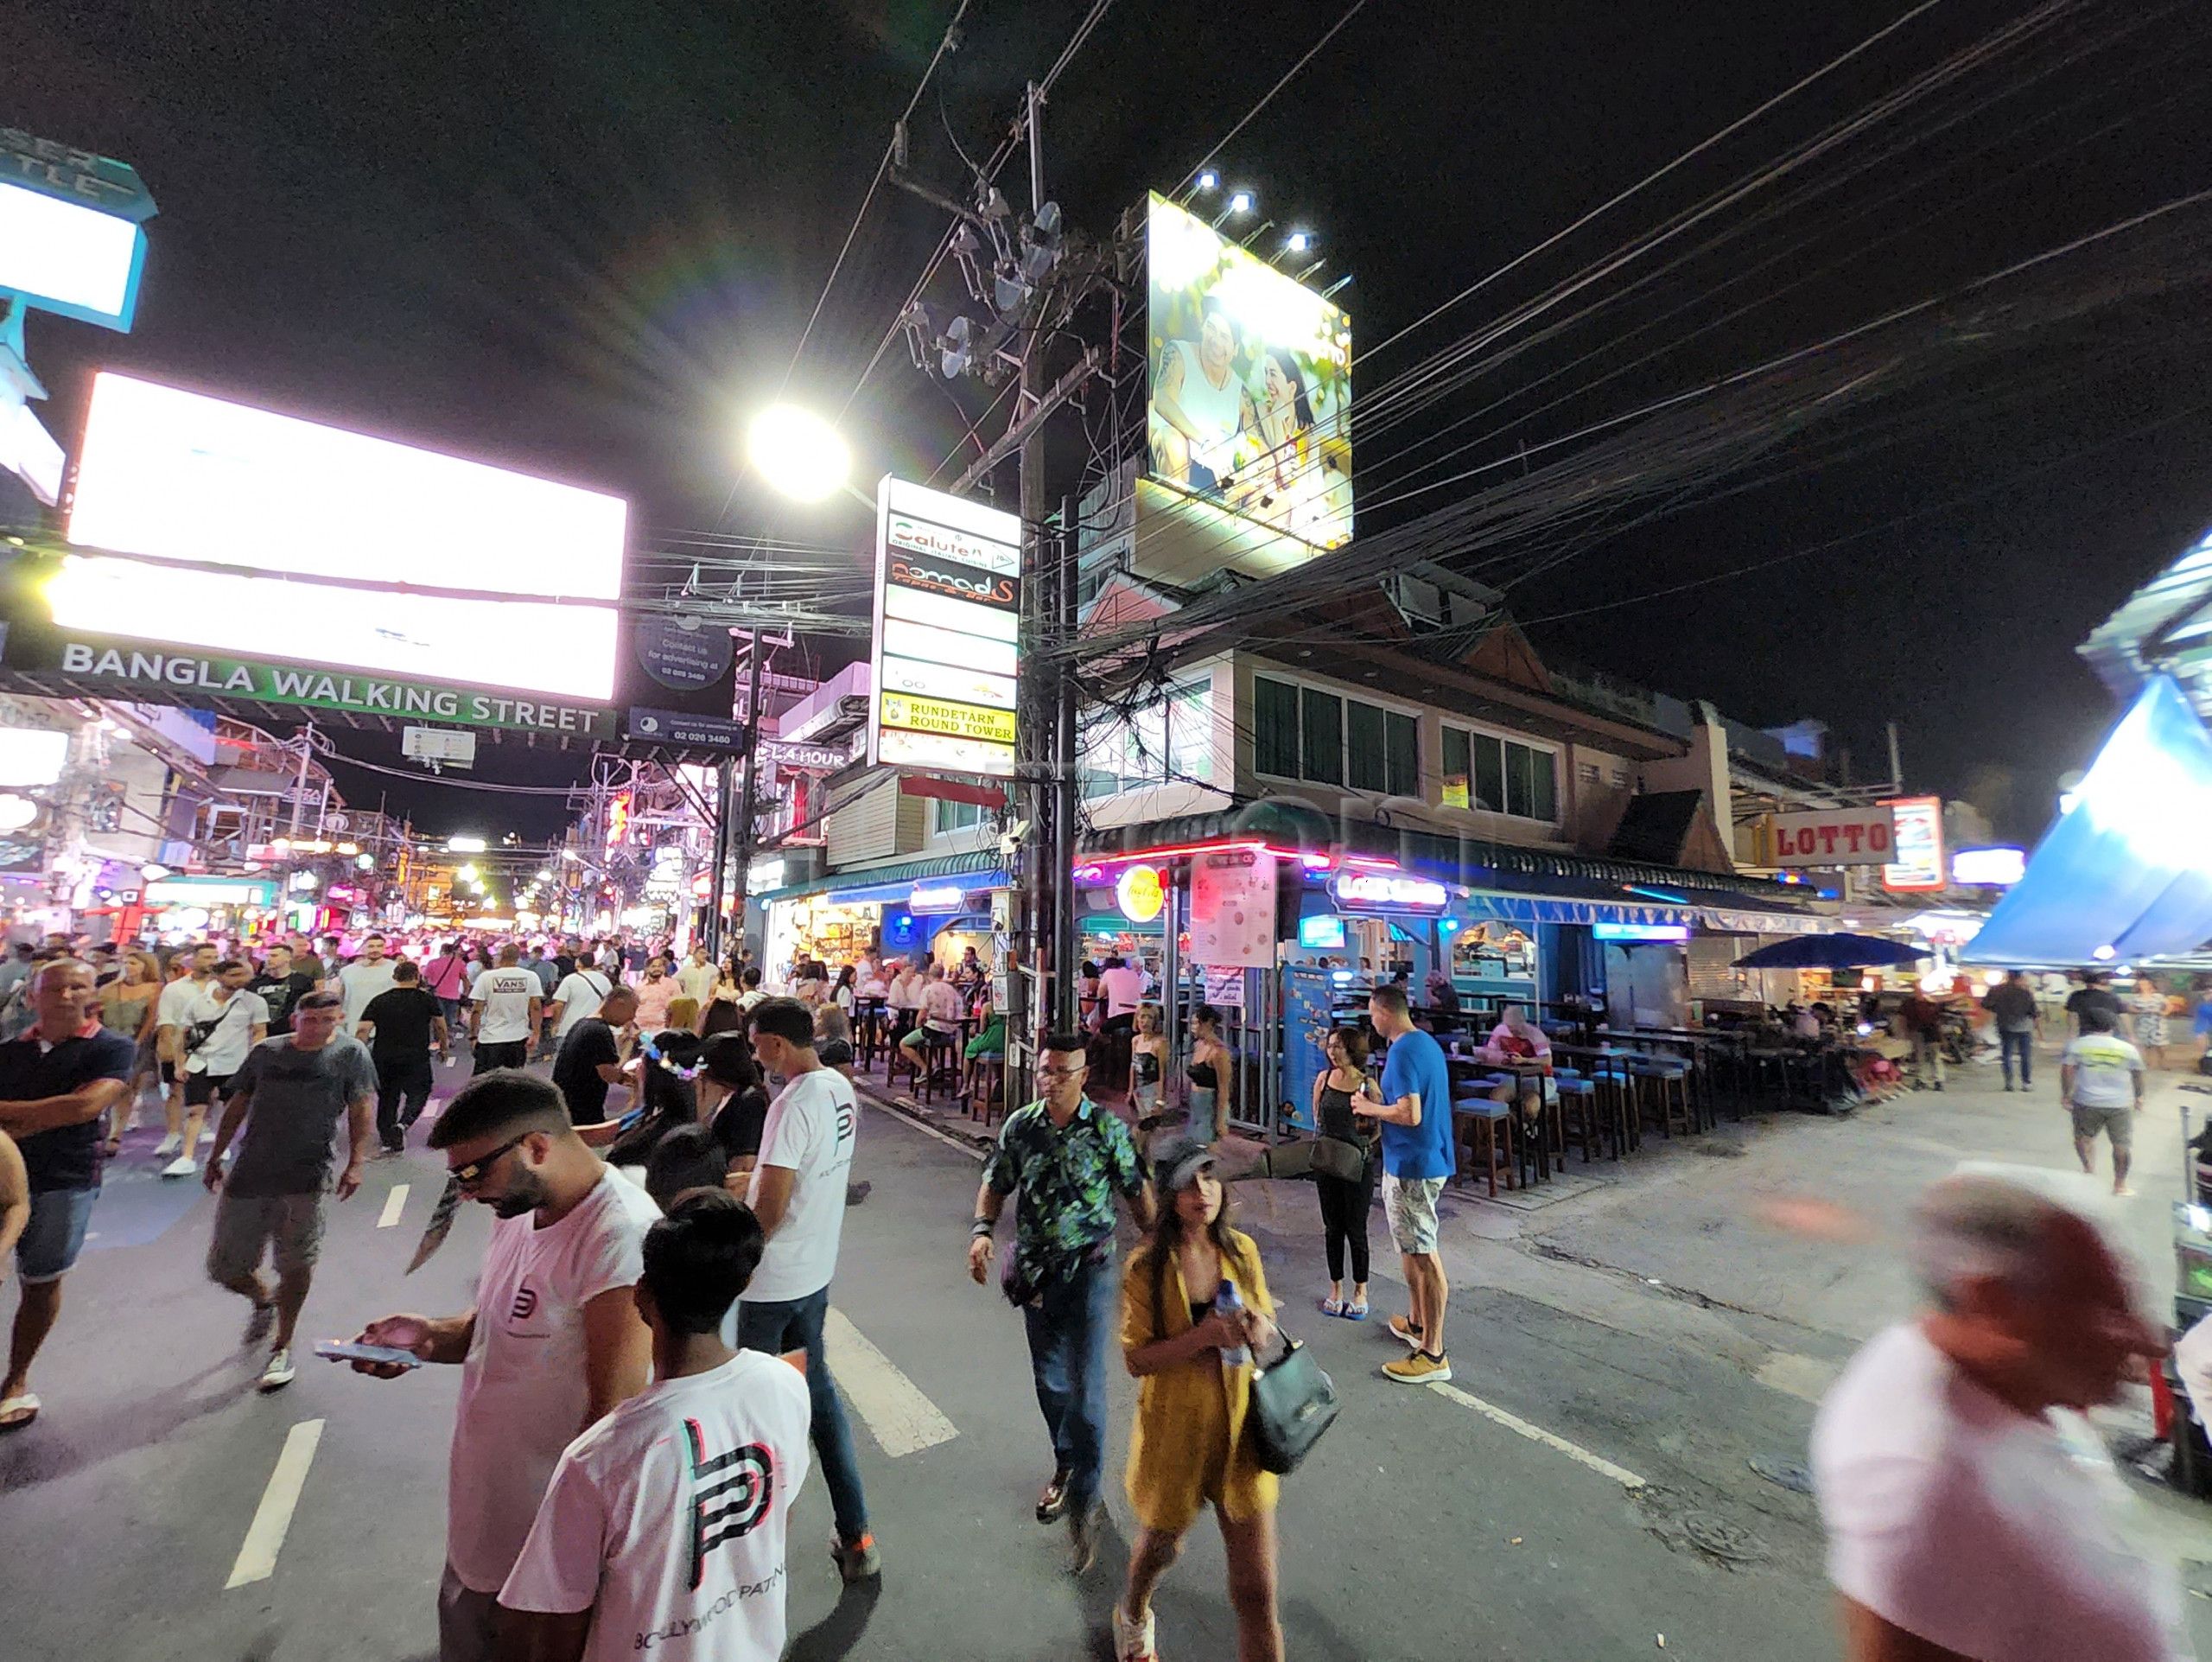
[0,1056,1901,1661]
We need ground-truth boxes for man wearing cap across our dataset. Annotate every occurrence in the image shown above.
[966,1032,1154,1573]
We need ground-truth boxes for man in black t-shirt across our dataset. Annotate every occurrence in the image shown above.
[0,958,137,1430]
[357,961,448,1154]
[247,943,318,1037]
[2066,972,2125,1039]
[552,986,637,1124]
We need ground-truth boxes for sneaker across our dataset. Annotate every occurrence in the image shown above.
[829,1531,880,1583]
[153,1132,181,1157]
[1036,1467,1071,1524]
[1383,1350,1452,1385]
[1389,1314,1425,1349]
[257,1349,296,1391]
[161,1155,197,1180]
[375,1144,404,1160]
[1069,1500,1107,1575]
[1112,1602,1160,1662]
[244,1300,275,1347]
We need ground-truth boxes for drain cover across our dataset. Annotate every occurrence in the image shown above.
[1748,1454,1814,1494]
[1682,1512,1766,1563]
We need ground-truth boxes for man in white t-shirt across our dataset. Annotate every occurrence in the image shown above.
[351,1072,658,1662]
[154,940,217,1169]
[163,959,270,1180]
[735,997,876,1583]
[2063,1012,2149,1197]
[1812,1173,2179,1662]
[470,943,544,1074]
[547,952,615,1042]
[1097,956,1145,1031]
[499,1188,810,1662]
[335,933,399,1029]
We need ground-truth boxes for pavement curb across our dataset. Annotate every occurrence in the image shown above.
[854,1076,993,1162]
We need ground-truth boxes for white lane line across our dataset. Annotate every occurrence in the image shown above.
[1427,1382,1646,1490]
[377,1184,410,1228]
[823,1307,958,1458]
[226,1418,326,1589]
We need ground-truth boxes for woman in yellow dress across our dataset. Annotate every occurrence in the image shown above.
[1114,1135,1284,1662]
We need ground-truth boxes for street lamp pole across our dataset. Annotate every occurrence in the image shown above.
[720,626,767,964]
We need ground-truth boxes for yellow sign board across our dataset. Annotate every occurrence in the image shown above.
[880,691,1016,747]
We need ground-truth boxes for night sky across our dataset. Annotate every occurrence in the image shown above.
[13,1,2212,842]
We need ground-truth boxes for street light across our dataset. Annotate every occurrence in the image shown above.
[747,404,850,503]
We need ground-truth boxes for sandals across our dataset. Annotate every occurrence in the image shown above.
[0,1391,40,1431]
[1319,1296,1370,1321]
[1319,1296,1345,1318]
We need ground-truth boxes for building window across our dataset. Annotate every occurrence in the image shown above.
[1255,675,1415,795]
[1577,761,1602,785]
[1442,723,1558,822]
[1082,680,1213,799]
[932,797,985,834]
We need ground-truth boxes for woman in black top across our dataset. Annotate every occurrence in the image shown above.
[1185,1004,1232,1143]
[594,1029,702,1170]
[698,1034,770,1167]
[1311,1026,1381,1320]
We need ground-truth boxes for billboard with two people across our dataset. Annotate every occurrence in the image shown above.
[1145,192,1351,551]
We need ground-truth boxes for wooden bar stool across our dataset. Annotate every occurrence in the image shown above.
[1452,1098,1515,1198]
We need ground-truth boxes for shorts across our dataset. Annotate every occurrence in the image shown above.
[184,1070,238,1108]
[16,1187,97,1284]
[207,1190,327,1283]
[159,1059,178,1087]
[1382,1174,1446,1256]
[2070,1099,2134,1148]
[473,1040,529,1073]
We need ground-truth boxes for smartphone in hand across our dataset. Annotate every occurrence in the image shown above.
[313,1340,424,1370]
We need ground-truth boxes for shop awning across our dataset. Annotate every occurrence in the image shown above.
[1962,675,2212,965]
[1081,811,1826,935]
[753,850,1006,908]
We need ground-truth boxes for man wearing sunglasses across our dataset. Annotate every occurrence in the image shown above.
[350,1071,658,1662]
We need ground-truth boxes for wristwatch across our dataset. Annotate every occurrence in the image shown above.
[970,1218,995,1240]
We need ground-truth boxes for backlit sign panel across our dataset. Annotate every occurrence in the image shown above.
[1881,796,1947,892]
[1594,921,1690,942]
[870,477,1020,778]
[63,373,626,702]
[1115,864,1166,923]
[0,126,155,332]
[1329,872,1448,914]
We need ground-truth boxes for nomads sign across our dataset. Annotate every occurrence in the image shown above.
[1762,806,1897,867]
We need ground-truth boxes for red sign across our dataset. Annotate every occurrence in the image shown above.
[1766,807,1896,867]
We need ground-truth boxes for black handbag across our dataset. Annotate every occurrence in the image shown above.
[1309,1136,1369,1183]
[1249,1334,1339,1474]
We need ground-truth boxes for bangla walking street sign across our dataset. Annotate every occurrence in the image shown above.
[6,634,618,736]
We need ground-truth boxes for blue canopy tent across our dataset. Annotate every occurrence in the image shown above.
[1962,675,2212,965]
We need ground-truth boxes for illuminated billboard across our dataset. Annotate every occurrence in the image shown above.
[62,373,625,702]
[0,129,156,332]
[869,476,1020,777]
[1145,193,1351,552]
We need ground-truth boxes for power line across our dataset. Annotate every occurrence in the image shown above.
[1171,0,1371,197]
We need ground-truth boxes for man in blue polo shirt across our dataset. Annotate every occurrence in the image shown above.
[1355,983,1455,1385]
[0,958,137,1431]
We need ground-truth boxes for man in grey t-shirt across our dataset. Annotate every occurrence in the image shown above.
[202,992,377,1391]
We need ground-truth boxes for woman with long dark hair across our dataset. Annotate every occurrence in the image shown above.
[1312,1026,1380,1321]
[1186,1005,1234,1143]
[577,1028,703,1170]
[1115,1135,1283,1662]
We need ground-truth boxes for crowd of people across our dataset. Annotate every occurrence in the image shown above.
[7,913,2212,1660]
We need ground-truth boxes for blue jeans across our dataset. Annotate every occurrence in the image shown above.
[1020,1252,1119,1513]
[2000,1028,2034,1087]
[735,1286,869,1544]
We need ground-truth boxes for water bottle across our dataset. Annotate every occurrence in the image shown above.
[1213,1282,1250,1367]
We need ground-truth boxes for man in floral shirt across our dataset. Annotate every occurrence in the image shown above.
[965,1032,1154,1572]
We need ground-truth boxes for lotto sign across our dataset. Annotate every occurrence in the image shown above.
[870,476,1021,777]
[1764,806,1897,867]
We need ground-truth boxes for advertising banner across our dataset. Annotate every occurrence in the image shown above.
[1881,796,1948,892]
[1189,848,1276,969]
[1145,193,1351,552]
[62,373,626,701]
[0,127,155,332]
[1763,806,1897,867]
[869,477,1021,778]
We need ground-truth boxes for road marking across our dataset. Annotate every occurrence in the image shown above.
[377,1184,410,1228]
[823,1307,958,1457]
[1427,1382,1646,1489]
[226,1418,325,1589]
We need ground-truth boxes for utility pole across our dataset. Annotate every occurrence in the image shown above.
[716,626,768,965]
[287,720,315,837]
[1050,492,1079,1031]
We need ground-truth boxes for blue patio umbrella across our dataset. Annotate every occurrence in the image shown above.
[1732,933,1932,971]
